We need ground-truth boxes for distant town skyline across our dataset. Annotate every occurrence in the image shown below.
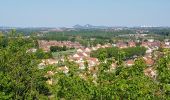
[0,0,170,27]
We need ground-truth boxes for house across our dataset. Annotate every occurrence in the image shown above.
[43,59,58,65]
[92,47,97,51]
[57,66,69,74]
[67,56,73,62]
[165,41,170,45]
[128,41,136,47]
[46,79,53,85]
[74,57,84,63]
[73,53,84,58]
[116,42,128,48]
[146,48,153,54]
[163,41,170,48]
[148,39,154,42]
[73,53,80,58]
[26,48,37,53]
[125,59,134,67]
[47,71,54,76]
[108,63,117,72]
[85,48,91,52]
[39,59,58,66]
[77,48,84,53]
[78,62,86,70]
[144,67,157,79]
[112,43,116,47]
[48,59,58,65]
[88,66,98,74]
[96,44,102,49]
[82,52,89,57]
[87,58,99,67]
[101,45,106,48]
[141,42,149,48]
[105,43,112,48]
[143,57,154,66]
[74,52,86,58]
[45,71,55,78]
[38,63,46,68]
[144,53,152,58]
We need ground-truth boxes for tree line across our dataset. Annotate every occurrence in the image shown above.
[90,46,146,61]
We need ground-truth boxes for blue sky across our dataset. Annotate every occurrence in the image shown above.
[0,0,170,27]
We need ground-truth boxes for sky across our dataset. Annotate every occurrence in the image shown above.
[0,0,170,27]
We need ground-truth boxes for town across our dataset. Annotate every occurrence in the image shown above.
[2,27,170,99]
[1,0,170,99]
[36,37,170,80]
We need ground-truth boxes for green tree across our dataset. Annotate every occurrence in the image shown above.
[0,37,50,99]
[156,54,170,99]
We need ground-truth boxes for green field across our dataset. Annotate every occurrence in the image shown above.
[52,49,76,59]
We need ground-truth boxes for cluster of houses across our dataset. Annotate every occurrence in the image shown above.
[115,41,136,48]
[162,39,170,48]
[38,43,113,69]
[116,39,170,50]
[118,33,148,38]
[44,44,114,84]
[38,39,170,83]
[113,40,154,68]
[113,39,168,79]
[38,40,84,52]
[68,44,113,71]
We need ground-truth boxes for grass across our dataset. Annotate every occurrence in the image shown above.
[52,49,76,59]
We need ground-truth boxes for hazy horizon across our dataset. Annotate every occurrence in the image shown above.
[1,0,170,27]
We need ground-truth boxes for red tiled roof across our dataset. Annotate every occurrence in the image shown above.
[126,60,134,66]
[143,57,154,66]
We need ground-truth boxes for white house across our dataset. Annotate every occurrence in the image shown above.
[77,49,84,53]
[85,48,91,52]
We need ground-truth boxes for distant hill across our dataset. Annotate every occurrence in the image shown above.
[73,24,111,29]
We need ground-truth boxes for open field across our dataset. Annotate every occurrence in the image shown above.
[52,49,76,59]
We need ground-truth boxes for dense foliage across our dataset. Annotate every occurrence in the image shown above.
[50,46,70,52]
[38,29,135,47]
[0,36,50,99]
[35,49,52,59]
[91,46,146,61]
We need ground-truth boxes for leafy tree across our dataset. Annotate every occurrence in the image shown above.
[50,46,69,52]
[0,37,50,99]
[91,47,146,61]
[35,49,52,59]
[56,74,94,99]
[156,54,170,99]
